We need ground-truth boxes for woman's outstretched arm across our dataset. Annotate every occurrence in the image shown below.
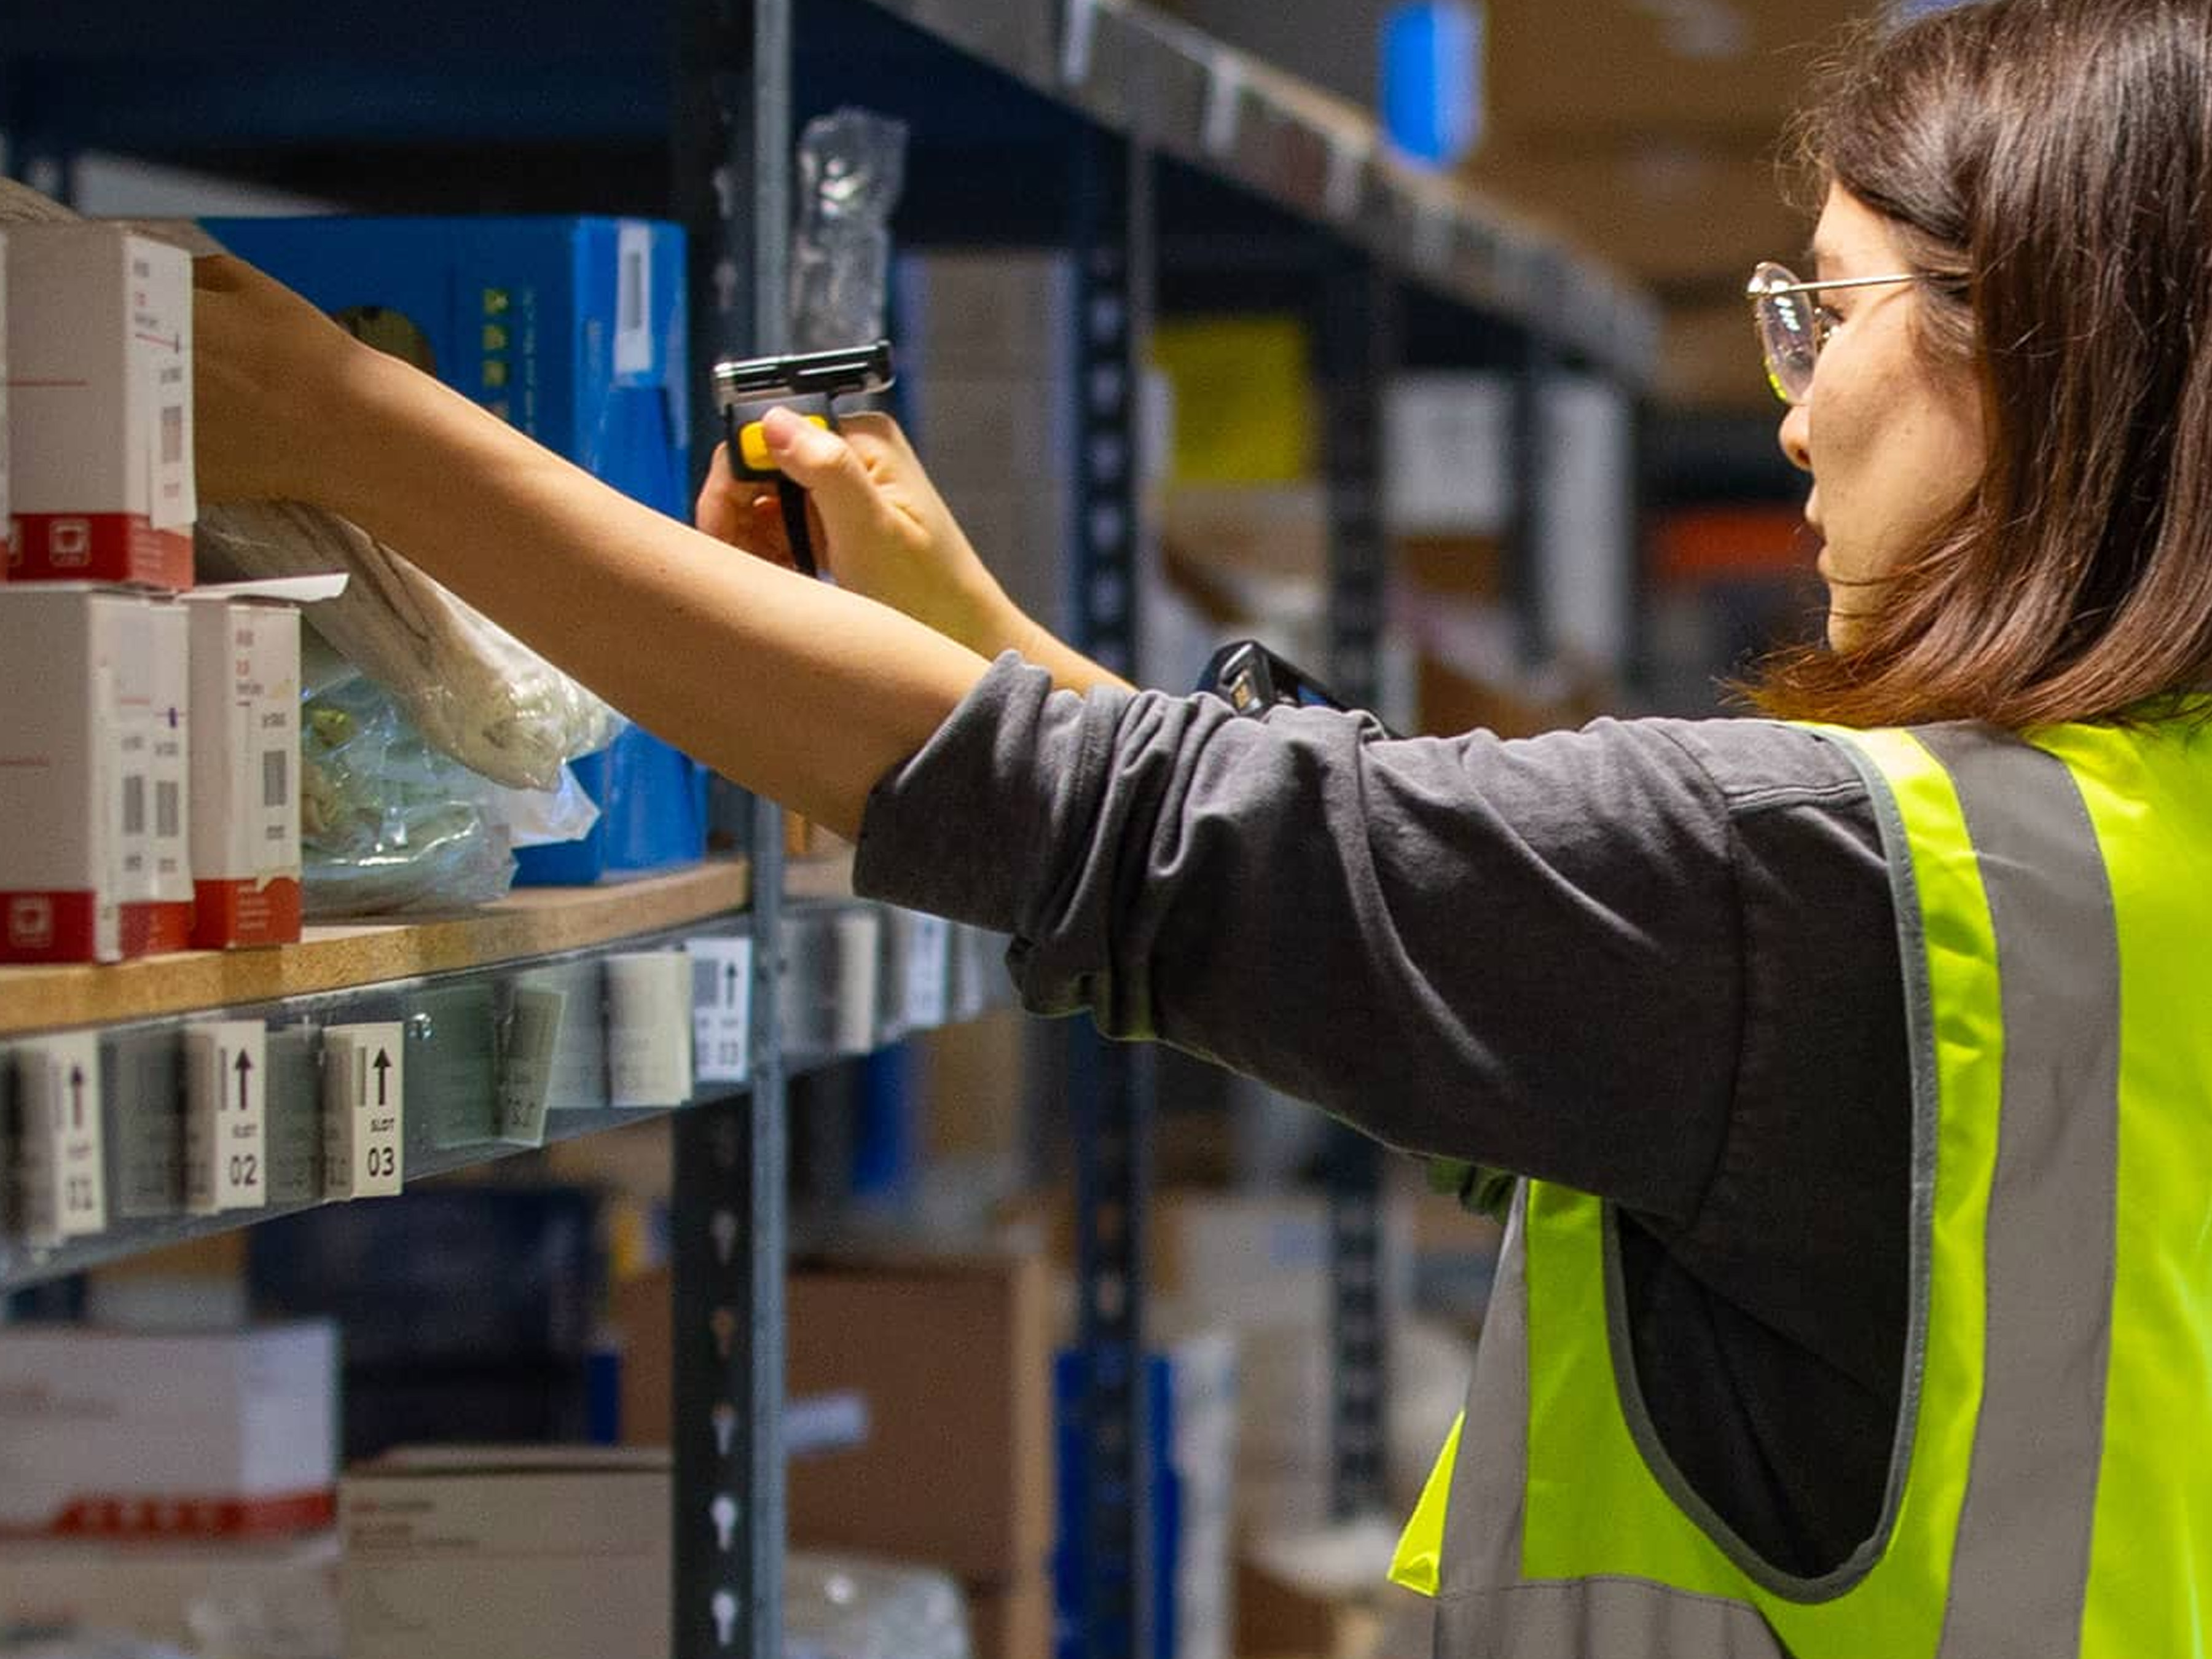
[194,254,990,839]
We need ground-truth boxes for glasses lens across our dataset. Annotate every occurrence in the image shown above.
[1747,262,1816,405]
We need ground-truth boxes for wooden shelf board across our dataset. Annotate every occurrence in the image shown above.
[0,858,751,1038]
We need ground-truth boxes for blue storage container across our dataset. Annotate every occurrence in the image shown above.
[204,214,708,883]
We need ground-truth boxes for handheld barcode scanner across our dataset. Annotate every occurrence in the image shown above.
[711,339,896,578]
[1199,638,1394,728]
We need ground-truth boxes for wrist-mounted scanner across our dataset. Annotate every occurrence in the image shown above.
[710,339,896,578]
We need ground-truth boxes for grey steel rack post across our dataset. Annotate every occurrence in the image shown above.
[1067,122,1160,1659]
[1318,248,1398,1521]
[672,1,791,1653]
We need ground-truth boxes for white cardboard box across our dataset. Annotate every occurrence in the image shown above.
[186,593,302,947]
[116,597,194,954]
[0,1323,339,1540]
[0,1532,339,1647]
[0,586,136,962]
[342,1449,669,1659]
[5,223,194,588]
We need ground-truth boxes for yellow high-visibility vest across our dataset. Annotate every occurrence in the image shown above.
[1391,720,2212,1655]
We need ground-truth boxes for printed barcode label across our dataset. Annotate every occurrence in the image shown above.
[263,749,288,809]
[155,780,179,839]
[687,935,751,1086]
[622,251,645,332]
[614,222,653,378]
[121,775,146,836]
[161,405,183,465]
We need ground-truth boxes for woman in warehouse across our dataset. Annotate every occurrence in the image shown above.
[192,0,2212,1650]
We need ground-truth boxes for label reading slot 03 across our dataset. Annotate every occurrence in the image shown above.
[687,935,752,1086]
[184,1019,267,1214]
[322,1023,403,1199]
[14,1033,107,1244]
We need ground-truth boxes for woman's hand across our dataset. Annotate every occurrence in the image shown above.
[696,408,1028,661]
[190,254,370,505]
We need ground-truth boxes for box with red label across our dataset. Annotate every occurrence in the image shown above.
[117,598,194,954]
[0,585,134,963]
[0,1322,339,1542]
[186,591,302,947]
[4,223,195,589]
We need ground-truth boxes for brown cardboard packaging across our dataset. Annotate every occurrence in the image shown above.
[616,1249,1053,1584]
[964,1568,1053,1659]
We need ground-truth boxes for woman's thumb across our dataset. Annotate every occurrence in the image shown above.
[761,406,879,547]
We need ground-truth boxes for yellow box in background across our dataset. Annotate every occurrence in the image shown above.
[1151,315,1316,485]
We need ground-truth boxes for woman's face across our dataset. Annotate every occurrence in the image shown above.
[1779,185,1986,650]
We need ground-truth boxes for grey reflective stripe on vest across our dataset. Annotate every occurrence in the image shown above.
[1913,726,2117,1659]
[1428,724,2119,1659]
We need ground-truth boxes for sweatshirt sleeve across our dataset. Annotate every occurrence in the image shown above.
[853,652,1855,1226]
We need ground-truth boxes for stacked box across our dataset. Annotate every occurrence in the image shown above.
[0,586,138,962]
[204,216,708,885]
[5,224,195,589]
[116,598,195,954]
[184,590,302,947]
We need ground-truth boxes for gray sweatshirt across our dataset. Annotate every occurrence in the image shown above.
[855,653,1911,1579]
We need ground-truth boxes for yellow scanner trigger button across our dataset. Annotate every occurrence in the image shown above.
[738,414,830,473]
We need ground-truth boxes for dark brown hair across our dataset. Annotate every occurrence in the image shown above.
[1749,0,2212,730]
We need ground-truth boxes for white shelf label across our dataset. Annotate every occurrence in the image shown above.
[323,1023,404,1199]
[184,1020,267,1214]
[688,936,753,1086]
[902,912,951,1032]
[833,911,883,1053]
[495,984,567,1147]
[614,221,654,378]
[606,952,694,1108]
[16,1033,107,1244]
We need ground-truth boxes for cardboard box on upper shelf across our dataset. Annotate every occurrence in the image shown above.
[202,214,708,887]
[894,248,1077,382]
[5,223,195,589]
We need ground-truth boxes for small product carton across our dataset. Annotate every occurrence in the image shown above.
[116,597,194,955]
[5,223,194,589]
[183,579,342,948]
[0,584,136,962]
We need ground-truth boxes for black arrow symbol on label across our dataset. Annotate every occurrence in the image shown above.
[373,1049,392,1107]
[68,1065,86,1131]
[234,1049,253,1113]
[724,961,740,1008]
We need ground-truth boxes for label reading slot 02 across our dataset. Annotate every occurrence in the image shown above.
[184,1019,267,1214]
[494,984,567,1147]
[14,1032,107,1244]
[322,1024,403,1199]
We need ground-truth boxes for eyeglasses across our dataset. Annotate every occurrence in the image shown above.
[1747,262,1918,406]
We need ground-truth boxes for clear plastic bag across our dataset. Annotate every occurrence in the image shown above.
[198,502,619,791]
[790,108,909,352]
[784,1552,970,1659]
[0,179,622,793]
[300,671,600,917]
